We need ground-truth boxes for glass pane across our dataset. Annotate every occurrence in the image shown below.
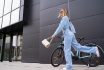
[0,18,2,29]
[20,0,24,6]
[0,0,4,17]
[19,6,24,21]
[4,0,12,15]
[4,36,10,61]
[6,36,10,43]
[12,0,20,10]
[0,39,2,60]
[2,14,10,28]
[11,8,19,24]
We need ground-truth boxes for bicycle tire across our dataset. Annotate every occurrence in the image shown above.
[51,47,64,67]
[97,45,104,64]
[88,55,99,67]
[85,43,100,67]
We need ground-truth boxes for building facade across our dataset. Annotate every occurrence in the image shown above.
[0,0,24,61]
[0,0,104,64]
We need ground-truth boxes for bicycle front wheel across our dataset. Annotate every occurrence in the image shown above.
[51,47,64,67]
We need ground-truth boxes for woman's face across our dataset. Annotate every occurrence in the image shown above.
[58,9,64,18]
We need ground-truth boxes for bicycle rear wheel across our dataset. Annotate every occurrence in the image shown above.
[51,47,64,67]
[88,54,99,67]
[89,45,104,66]
[85,43,101,67]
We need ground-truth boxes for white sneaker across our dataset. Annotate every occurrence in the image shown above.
[63,67,66,70]
[95,47,100,57]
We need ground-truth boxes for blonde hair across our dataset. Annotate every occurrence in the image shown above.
[59,8,69,17]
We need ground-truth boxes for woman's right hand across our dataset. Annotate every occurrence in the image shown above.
[46,36,54,44]
[47,36,51,40]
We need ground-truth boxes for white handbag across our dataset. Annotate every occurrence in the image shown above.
[42,38,53,48]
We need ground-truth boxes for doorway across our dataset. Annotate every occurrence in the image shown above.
[0,34,23,62]
[12,35,23,61]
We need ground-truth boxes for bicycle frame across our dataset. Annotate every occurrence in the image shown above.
[59,43,92,60]
[75,50,92,59]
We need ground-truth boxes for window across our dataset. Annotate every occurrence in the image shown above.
[0,0,24,29]
[4,0,12,15]
[2,14,10,28]
[11,8,20,24]
[6,36,10,43]
[0,18,2,29]
[0,39,2,60]
[0,0,4,17]
[12,0,20,10]
[21,0,24,6]
[19,6,24,21]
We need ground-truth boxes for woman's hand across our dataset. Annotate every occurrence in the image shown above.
[47,35,55,41]
[47,36,51,40]
[46,36,55,44]
[51,35,55,39]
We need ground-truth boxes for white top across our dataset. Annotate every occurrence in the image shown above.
[12,35,17,47]
[12,35,21,47]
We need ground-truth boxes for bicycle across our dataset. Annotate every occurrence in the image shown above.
[51,37,104,67]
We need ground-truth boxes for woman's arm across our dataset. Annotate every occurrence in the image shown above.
[52,17,67,38]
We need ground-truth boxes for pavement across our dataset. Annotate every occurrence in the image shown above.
[0,61,104,70]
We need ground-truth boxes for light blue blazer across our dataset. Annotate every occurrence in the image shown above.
[52,16,76,37]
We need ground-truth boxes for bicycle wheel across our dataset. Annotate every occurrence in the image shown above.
[88,54,99,67]
[51,47,64,67]
[85,43,100,67]
[89,45,104,66]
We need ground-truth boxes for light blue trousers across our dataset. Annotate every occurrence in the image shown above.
[64,34,96,70]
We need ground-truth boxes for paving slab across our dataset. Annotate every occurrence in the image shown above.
[0,61,104,70]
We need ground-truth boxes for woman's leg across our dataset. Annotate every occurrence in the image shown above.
[64,36,73,70]
[71,35,96,54]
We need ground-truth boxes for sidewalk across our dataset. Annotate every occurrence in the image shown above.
[0,61,104,70]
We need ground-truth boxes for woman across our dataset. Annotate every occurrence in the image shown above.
[50,8,100,70]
